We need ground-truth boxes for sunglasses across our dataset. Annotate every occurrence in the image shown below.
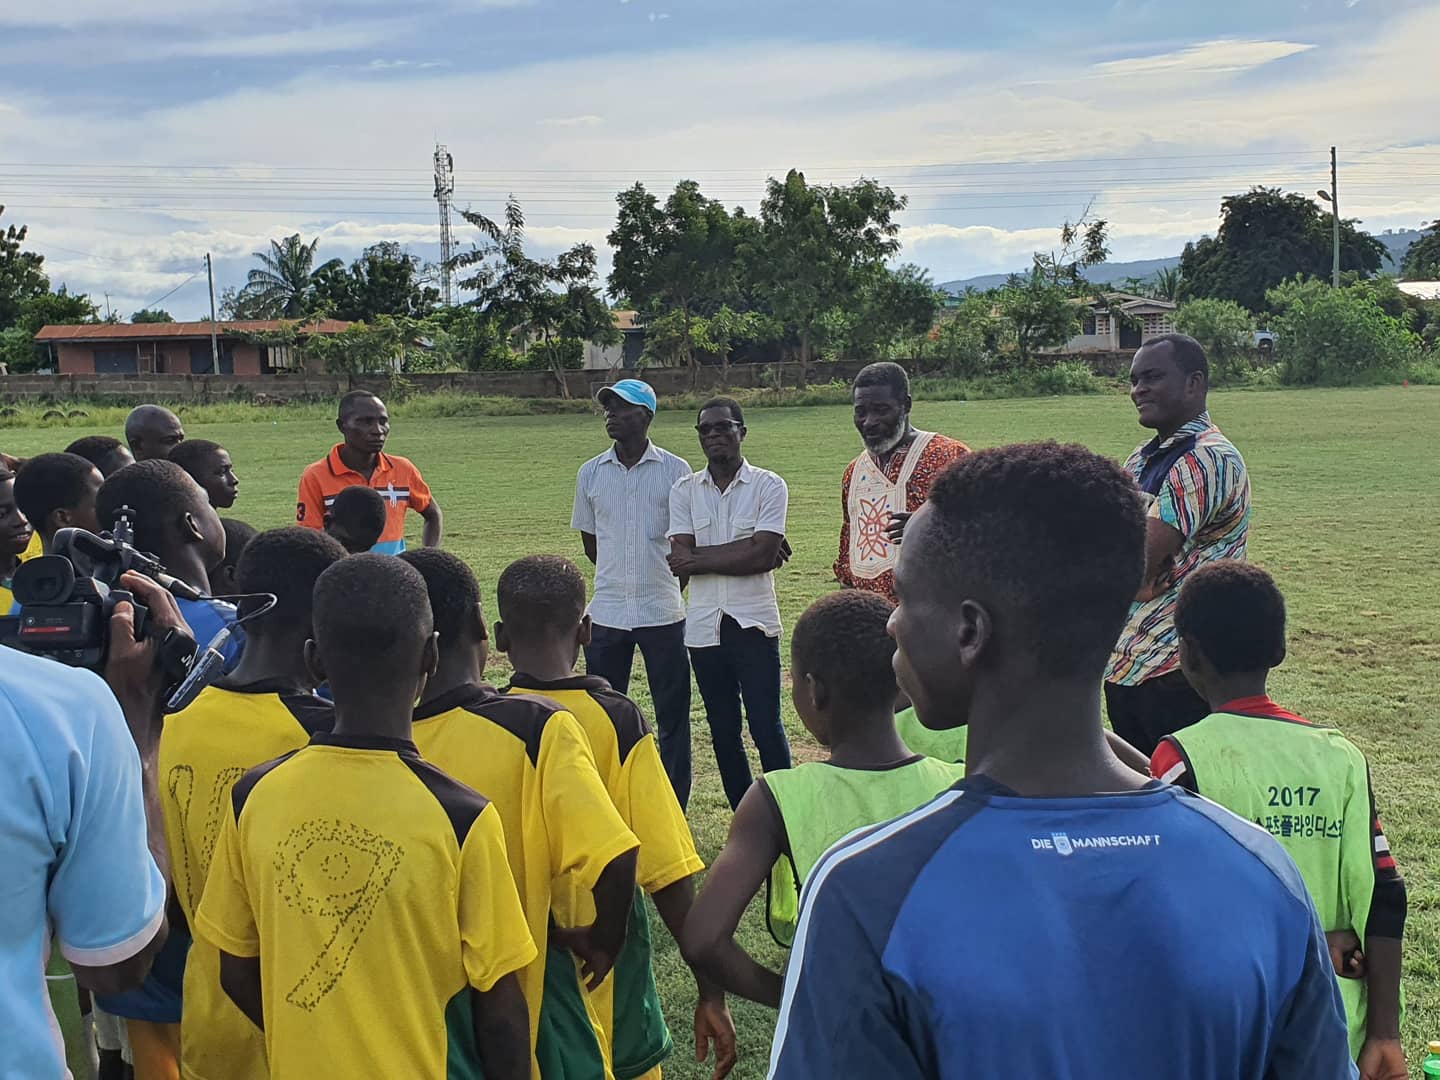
[695,421,742,436]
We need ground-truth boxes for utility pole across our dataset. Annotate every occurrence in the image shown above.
[433,144,456,306]
[206,252,220,374]
[1330,146,1340,289]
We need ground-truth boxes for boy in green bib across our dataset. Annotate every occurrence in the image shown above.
[1151,561,1406,1078]
[682,590,963,1006]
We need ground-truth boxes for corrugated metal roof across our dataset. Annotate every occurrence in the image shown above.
[34,319,352,343]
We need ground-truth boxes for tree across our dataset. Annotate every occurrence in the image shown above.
[607,181,745,375]
[1266,277,1418,386]
[0,205,50,330]
[750,170,905,383]
[1154,265,1184,302]
[313,243,440,323]
[832,264,941,359]
[1174,299,1256,383]
[301,315,453,375]
[1179,188,1387,312]
[1400,219,1440,281]
[130,308,175,323]
[1032,206,1110,294]
[235,234,344,318]
[453,197,618,397]
[995,271,1081,366]
[0,286,99,372]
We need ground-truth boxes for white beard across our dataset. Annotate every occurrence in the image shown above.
[866,414,912,457]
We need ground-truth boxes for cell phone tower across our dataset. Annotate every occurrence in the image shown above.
[433,144,456,306]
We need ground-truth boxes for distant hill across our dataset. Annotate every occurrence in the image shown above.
[939,229,1424,294]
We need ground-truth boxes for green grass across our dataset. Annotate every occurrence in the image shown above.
[7,385,1439,1076]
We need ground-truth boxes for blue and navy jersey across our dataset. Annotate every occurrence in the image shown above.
[769,776,1355,1080]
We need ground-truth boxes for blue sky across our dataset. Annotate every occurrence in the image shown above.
[2,0,1436,317]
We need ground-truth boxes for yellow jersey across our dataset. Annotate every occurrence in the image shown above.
[194,733,536,1080]
[508,674,704,1080]
[1,530,41,611]
[411,683,640,1074]
[159,682,334,1080]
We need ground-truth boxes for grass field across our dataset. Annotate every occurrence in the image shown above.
[10,384,1440,1077]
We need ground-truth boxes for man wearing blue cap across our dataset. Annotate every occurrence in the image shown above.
[572,379,697,807]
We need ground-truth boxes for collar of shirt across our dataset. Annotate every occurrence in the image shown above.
[1216,695,1312,724]
[326,443,394,481]
[507,672,611,693]
[598,441,664,468]
[413,682,503,721]
[1140,412,1213,457]
[698,458,754,489]
[309,731,420,755]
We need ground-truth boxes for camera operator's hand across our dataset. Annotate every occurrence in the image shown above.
[104,572,192,753]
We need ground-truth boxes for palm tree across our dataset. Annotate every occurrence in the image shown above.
[1154,265,1183,302]
[236,234,343,318]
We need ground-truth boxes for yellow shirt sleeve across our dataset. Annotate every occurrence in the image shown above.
[621,733,705,893]
[193,806,260,958]
[536,711,640,890]
[458,804,538,992]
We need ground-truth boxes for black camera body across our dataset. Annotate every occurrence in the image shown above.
[0,507,196,676]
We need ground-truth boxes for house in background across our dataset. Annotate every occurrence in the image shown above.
[581,310,647,371]
[1047,293,1178,353]
[34,319,351,375]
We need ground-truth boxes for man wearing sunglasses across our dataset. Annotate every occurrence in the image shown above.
[668,397,792,811]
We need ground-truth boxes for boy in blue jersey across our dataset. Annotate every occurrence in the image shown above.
[768,442,1356,1080]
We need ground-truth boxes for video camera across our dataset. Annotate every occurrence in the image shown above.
[0,506,204,706]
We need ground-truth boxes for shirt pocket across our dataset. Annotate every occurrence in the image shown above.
[689,514,714,544]
[730,511,758,540]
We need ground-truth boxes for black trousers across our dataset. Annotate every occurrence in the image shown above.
[1104,670,1211,757]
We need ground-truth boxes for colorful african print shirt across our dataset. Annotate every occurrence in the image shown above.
[834,432,970,604]
[1106,413,1250,686]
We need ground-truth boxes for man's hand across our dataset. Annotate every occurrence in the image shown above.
[667,548,701,578]
[550,924,618,992]
[695,995,737,1079]
[884,511,912,544]
[104,572,192,749]
[1326,929,1366,979]
[1356,1037,1408,1080]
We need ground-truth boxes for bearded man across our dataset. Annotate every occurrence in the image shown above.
[834,363,970,603]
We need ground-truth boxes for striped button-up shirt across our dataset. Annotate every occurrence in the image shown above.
[572,441,692,630]
[1106,413,1251,686]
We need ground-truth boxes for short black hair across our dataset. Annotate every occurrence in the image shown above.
[236,526,346,631]
[95,460,205,553]
[697,396,744,425]
[13,453,98,536]
[919,442,1146,677]
[168,439,226,477]
[219,518,259,574]
[853,362,910,401]
[338,390,384,419]
[496,555,586,639]
[312,553,432,687]
[1142,333,1209,381]
[1176,561,1287,675]
[65,435,125,467]
[399,549,481,644]
[328,486,387,548]
[792,590,897,714]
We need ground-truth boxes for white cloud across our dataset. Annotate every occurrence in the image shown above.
[1094,38,1316,77]
[540,115,605,128]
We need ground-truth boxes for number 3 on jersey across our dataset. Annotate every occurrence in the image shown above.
[275,818,404,1012]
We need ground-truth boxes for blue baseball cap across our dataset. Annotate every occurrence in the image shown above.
[596,378,657,414]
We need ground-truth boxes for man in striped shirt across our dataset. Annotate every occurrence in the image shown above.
[1105,334,1250,755]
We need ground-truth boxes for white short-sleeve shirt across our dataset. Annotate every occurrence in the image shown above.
[572,441,693,630]
[668,460,788,648]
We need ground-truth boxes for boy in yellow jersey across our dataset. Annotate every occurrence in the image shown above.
[497,555,738,1080]
[0,465,38,612]
[160,527,344,1080]
[195,555,535,1080]
[398,549,642,1075]
[682,590,963,1005]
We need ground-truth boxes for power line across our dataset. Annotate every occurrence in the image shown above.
[135,267,203,312]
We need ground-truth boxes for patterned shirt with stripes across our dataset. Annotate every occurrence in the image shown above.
[1106,413,1250,686]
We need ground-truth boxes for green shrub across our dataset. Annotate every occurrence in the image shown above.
[1175,299,1256,383]
[1267,278,1420,386]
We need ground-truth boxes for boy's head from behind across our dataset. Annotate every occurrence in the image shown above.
[890,442,1146,730]
[237,526,346,641]
[325,485,387,554]
[309,554,437,708]
[96,459,225,574]
[399,549,487,665]
[214,518,258,594]
[494,555,589,662]
[1176,561,1287,703]
[790,590,898,747]
[13,452,103,545]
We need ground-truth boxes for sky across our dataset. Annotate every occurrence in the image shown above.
[2,0,1437,318]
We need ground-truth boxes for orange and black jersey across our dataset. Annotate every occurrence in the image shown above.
[158,681,333,1080]
[195,733,535,1080]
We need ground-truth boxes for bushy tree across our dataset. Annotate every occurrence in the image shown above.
[131,308,175,323]
[236,234,344,318]
[313,243,439,323]
[0,205,49,330]
[1266,277,1418,386]
[928,292,1001,377]
[1174,299,1256,383]
[996,271,1080,366]
[1180,188,1387,311]
[1400,219,1440,281]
